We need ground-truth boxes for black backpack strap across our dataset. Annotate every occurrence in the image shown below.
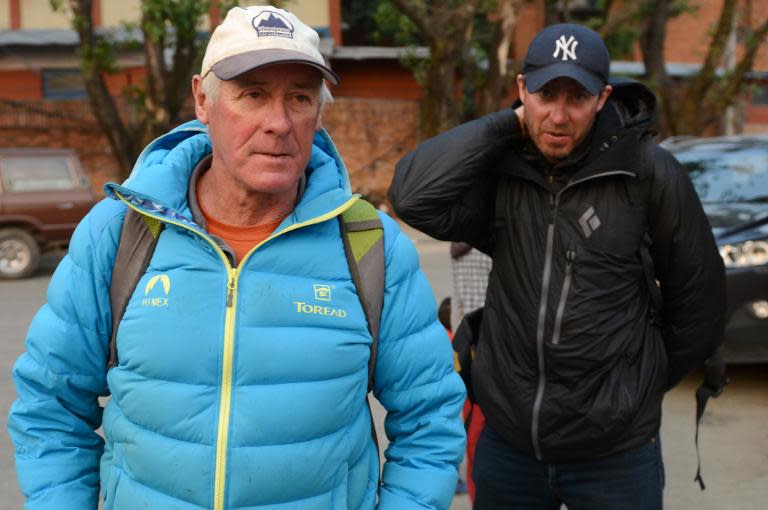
[693,349,730,490]
[108,208,163,369]
[338,199,385,393]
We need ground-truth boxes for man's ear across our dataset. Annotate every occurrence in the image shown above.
[516,74,527,104]
[315,112,323,132]
[596,84,613,113]
[191,75,209,125]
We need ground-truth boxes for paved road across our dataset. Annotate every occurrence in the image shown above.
[1,231,767,510]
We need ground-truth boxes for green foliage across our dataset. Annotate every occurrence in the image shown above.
[141,0,211,44]
[372,2,422,46]
[77,38,120,75]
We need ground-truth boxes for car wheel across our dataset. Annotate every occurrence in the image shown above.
[0,228,41,279]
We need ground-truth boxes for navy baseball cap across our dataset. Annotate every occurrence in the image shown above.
[523,23,609,96]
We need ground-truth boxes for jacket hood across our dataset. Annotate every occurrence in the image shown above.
[606,76,657,131]
[104,120,354,231]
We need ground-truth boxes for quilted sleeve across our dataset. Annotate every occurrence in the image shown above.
[647,146,726,388]
[388,108,522,254]
[374,214,467,510]
[7,201,123,509]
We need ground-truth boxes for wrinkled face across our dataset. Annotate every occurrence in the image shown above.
[193,63,323,199]
[517,76,612,164]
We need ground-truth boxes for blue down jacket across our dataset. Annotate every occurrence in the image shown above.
[8,121,466,510]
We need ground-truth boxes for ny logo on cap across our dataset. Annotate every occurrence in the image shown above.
[553,35,578,61]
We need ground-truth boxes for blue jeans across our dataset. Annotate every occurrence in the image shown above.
[473,426,665,510]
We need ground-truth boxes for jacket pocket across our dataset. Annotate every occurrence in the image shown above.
[551,246,576,345]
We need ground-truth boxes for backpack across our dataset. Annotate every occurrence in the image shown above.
[107,198,385,393]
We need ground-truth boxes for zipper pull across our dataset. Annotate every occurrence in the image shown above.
[566,245,576,263]
[226,269,237,308]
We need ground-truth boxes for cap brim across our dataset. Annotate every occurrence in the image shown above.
[525,62,604,96]
[211,49,340,85]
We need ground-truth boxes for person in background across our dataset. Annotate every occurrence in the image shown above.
[389,22,724,510]
[449,241,491,503]
[8,6,466,510]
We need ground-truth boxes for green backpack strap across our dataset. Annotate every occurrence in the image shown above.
[339,199,385,393]
[108,208,163,369]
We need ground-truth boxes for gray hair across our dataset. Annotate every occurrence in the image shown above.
[201,71,334,110]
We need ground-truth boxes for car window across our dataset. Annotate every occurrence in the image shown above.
[1,157,76,192]
[674,144,768,203]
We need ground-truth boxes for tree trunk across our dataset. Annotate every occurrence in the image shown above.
[142,6,171,140]
[478,0,521,116]
[69,0,137,176]
[390,0,481,138]
[638,0,673,133]
[673,0,738,134]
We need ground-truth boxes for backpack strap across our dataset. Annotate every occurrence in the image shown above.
[108,208,163,369]
[693,349,729,490]
[338,199,385,393]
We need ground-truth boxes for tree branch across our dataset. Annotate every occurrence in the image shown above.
[719,17,768,103]
[67,0,136,175]
[389,0,436,44]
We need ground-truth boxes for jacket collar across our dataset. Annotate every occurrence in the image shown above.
[500,102,647,188]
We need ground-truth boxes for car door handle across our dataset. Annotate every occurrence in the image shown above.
[57,202,75,209]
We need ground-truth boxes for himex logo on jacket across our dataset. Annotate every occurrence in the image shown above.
[293,283,347,318]
[142,274,171,308]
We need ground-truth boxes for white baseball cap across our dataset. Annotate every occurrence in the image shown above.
[200,6,339,85]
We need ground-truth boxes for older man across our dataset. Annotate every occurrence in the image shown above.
[389,23,724,510]
[8,6,465,510]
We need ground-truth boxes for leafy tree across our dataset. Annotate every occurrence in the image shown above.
[384,0,767,138]
[50,0,285,178]
[384,0,524,138]
[638,0,768,135]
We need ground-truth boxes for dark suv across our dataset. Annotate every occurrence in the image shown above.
[0,148,95,279]
[664,134,768,363]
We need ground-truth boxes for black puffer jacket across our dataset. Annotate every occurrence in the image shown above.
[389,80,725,462]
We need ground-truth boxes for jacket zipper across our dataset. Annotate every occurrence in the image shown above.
[214,268,238,510]
[529,170,635,461]
[116,192,359,509]
[531,224,555,460]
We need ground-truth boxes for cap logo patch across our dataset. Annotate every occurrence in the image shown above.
[251,10,294,39]
[553,35,578,61]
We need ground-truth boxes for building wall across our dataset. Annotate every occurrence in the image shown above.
[0,1,8,29]
[323,97,419,206]
[5,0,330,31]
[102,0,141,28]
[21,0,69,29]
[331,60,422,100]
[237,0,329,29]
[0,70,41,99]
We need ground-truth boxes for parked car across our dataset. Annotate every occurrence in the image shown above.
[0,148,95,279]
[664,134,768,363]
